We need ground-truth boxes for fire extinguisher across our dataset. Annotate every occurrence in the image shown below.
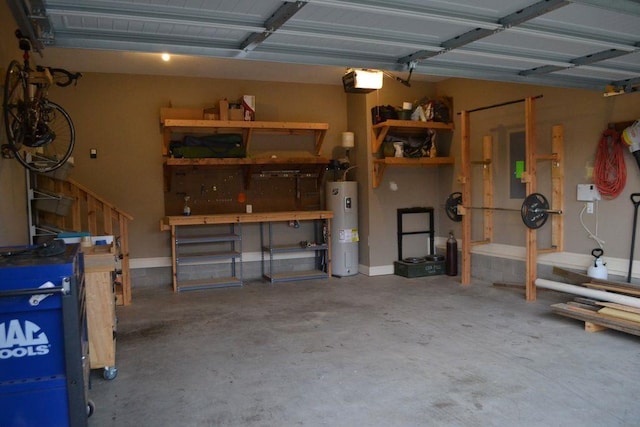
[446,231,458,276]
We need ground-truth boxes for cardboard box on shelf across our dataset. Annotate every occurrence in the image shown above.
[219,99,229,121]
[203,107,219,120]
[229,108,244,121]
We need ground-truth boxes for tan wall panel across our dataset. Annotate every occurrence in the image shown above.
[48,74,347,258]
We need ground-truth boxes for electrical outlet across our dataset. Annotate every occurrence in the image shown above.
[586,202,594,214]
[577,184,600,201]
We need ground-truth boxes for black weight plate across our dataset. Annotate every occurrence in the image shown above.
[445,192,463,222]
[521,193,549,229]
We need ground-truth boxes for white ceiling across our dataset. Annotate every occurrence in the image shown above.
[7,0,640,92]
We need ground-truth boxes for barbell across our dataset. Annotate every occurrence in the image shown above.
[445,192,563,229]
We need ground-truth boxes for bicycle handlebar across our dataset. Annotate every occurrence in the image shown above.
[50,68,83,87]
[16,30,82,87]
[35,65,82,87]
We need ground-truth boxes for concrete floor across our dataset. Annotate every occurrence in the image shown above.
[88,274,640,427]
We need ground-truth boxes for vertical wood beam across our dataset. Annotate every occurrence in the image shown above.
[102,203,112,235]
[482,136,494,243]
[119,214,132,305]
[551,125,564,252]
[525,97,537,301]
[87,196,98,235]
[461,111,472,285]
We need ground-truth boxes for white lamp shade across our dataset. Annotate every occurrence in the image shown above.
[341,132,355,148]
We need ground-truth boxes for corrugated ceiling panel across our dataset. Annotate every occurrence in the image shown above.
[410,0,536,16]
[265,32,424,60]
[297,5,476,42]
[431,50,548,70]
[603,52,640,69]
[553,66,639,81]
[531,3,640,42]
[478,30,611,58]
[17,0,640,91]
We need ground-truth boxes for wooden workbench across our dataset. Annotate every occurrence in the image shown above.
[161,211,333,291]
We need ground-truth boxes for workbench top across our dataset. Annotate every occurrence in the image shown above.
[161,210,333,229]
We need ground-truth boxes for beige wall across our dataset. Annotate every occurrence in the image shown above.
[49,73,347,258]
[0,6,28,246]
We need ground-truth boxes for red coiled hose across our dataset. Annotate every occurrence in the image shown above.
[594,129,626,199]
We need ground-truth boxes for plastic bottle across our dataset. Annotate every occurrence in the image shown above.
[446,231,458,276]
[183,196,191,216]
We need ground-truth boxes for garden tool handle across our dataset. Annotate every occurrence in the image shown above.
[591,248,603,267]
[628,194,640,282]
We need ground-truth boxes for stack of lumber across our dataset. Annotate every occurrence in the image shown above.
[543,267,640,336]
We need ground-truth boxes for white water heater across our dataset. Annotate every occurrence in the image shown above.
[326,181,358,276]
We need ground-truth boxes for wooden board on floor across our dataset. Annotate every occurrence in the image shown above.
[551,302,640,336]
[598,307,640,323]
[595,301,640,315]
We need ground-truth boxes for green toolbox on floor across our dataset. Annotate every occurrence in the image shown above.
[394,259,445,278]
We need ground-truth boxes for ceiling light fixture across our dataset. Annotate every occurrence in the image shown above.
[161,53,171,62]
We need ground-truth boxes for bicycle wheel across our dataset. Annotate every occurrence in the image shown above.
[3,60,27,150]
[12,101,76,173]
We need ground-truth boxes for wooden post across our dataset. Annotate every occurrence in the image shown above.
[551,125,564,252]
[119,216,132,305]
[102,203,112,235]
[482,136,493,243]
[525,97,537,301]
[461,111,472,285]
[87,195,98,235]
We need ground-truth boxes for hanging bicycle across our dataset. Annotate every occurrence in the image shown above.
[2,30,82,173]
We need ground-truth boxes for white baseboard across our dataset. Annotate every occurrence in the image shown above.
[131,241,639,280]
[129,250,317,270]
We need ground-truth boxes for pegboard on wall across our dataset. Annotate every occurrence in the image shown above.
[164,166,324,215]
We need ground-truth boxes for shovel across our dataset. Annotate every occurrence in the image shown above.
[627,193,640,282]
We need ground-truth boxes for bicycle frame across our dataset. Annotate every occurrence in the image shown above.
[3,29,80,172]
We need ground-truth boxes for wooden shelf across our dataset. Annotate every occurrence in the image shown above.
[161,119,329,156]
[371,119,454,153]
[161,118,330,192]
[372,156,455,188]
[370,119,455,188]
[162,210,332,228]
[164,156,328,167]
